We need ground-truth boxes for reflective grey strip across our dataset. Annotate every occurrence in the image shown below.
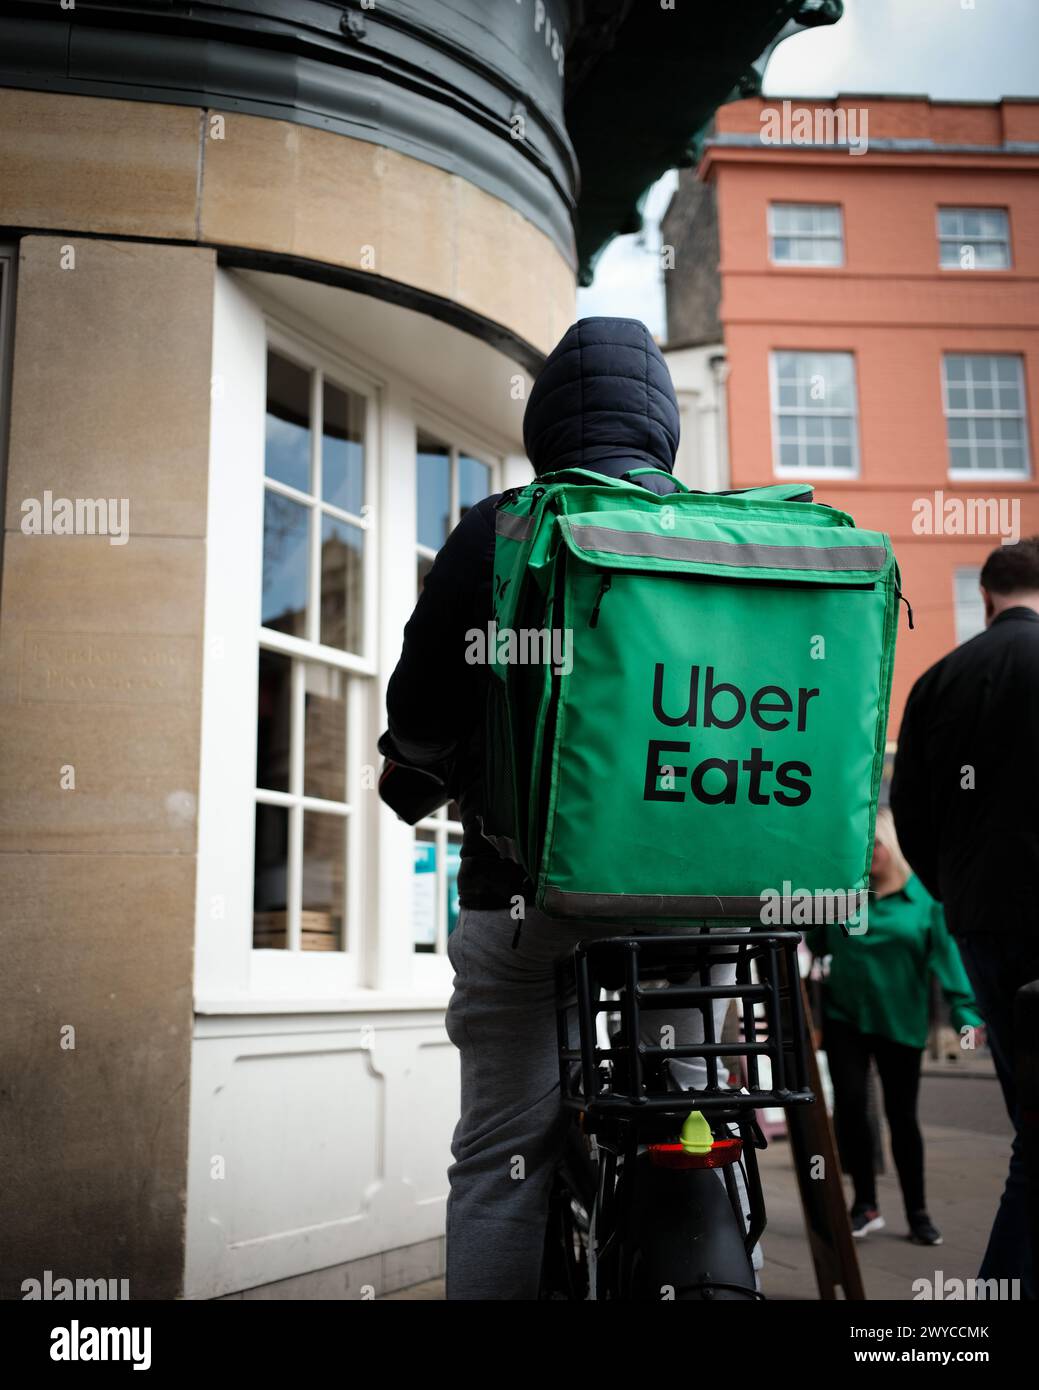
[568,524,887,572]
[496,510,534,541]
[543,887,864,923]
[542,888,765,918]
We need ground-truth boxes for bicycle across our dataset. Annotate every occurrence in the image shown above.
[538,926,814,1300]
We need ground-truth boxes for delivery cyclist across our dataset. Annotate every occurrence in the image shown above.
[381,318,745,1300]
[806,808,984,1246]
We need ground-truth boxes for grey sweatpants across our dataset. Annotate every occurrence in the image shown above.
[443,902,748,1300]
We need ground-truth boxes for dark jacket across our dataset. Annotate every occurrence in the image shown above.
[890,606,1039,936]
[381,316,683,908]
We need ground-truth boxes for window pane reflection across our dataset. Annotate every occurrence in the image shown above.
[319,515,363,652]
[302,811,345,950]
[253,803,289,948]
[305,664,347,802]
[414,828,437,953]
[257,650,291,792]
[262,491,309,636]
[265,351,311,492]
[459,454,490,517]
[417,435,450,550]
[323,380,364,515]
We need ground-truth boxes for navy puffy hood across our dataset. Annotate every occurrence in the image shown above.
[522,317,681,493]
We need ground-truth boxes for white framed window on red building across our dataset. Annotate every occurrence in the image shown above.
[937,207,1011,271]
[769,349,860,478]
[767,203,844,267]
[942,353,1030,479]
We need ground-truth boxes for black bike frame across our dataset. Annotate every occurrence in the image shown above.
[553,927,814,1298]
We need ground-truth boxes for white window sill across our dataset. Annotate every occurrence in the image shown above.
[195,989,452,1016]
[773,467,860,481]
[768,261,845,270]
[947,469,1031,483]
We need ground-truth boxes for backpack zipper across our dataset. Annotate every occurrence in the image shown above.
[898,592,914,630]
[890,572,912,628]
[588,572,613,627]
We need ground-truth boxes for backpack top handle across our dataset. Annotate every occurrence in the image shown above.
[619,466,692,493]
[617,470,814,505]
[622,473,815,505]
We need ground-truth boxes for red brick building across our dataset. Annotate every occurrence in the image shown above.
[663,95,1039,734]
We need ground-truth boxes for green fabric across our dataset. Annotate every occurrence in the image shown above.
[484,471,900,925]
[806,875,984,1049]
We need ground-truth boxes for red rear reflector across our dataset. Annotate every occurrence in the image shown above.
[648,1139,743,1170]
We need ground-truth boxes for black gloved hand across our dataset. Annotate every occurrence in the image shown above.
[376,730,454,824]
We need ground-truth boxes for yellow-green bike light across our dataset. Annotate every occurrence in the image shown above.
[679,1110,713,1155]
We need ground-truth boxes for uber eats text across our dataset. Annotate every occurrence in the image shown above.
[645,664,819,807]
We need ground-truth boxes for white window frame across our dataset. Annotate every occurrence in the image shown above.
[411,405,501,968]
[253,327,376,990]
[767,203,844,268]
[941,352,1031,482]
[769,349,860,479]
[197,272,515,1009]
[416,435,494,584]
[254,323,379,996]
[953,566,986,645]
[937,206,1011,272]
[197,275,381,1007]
[261,333,375,669]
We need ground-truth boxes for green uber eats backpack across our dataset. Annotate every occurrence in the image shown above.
[478,466,904,926]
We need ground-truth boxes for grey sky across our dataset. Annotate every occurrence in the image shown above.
[576,0,1039,338]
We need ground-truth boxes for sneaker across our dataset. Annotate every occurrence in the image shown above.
[850,1206,885,1238]
[907,1213,943,1246]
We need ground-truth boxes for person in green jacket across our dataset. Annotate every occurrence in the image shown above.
[806,808,985,1247]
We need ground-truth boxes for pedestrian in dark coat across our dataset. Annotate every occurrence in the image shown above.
[892,536,1039,1299]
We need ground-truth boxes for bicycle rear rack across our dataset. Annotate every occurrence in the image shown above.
[556,929,814,1117]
